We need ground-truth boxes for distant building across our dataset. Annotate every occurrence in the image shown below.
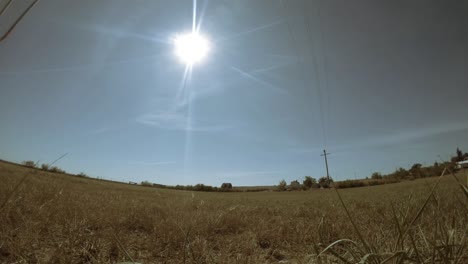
[221,183,233,189]
[129,181,138,185]
[456,160,468,169]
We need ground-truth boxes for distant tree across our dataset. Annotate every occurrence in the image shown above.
[194,184,214,192]
[49,166,65,174]
[77,172,88,178]
[452,148,465,162]
[141,181,152,186]
[41,163,50,171]
[457,148,463,161]
[303,176,317,189]
[318,176,333,188]
[22,160,36,168]
[393,168,409,180]
[410,163,423,178]
[371,172,382,180]
[277,179,287,191]
[290,180,301,190]
[221,183,233,190]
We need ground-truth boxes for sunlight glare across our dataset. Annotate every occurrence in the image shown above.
[174,32,210,65]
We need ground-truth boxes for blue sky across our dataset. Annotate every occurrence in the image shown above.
[1,0,467,186]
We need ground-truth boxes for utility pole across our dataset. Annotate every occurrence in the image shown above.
[321,149,331,186]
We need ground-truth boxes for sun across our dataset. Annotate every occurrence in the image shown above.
[174,32,210,65]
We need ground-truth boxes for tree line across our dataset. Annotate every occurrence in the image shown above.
[277,147,465,190]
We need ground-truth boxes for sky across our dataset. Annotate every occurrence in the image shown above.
[1,0,467,186]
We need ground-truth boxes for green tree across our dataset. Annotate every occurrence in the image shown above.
[371,172,382,180]
[22,160,36,168]
[457,148,463,161]
[41,163,50,171]
[277,179,287,191]
[318,176,333,188]
[410,163,423,178]
[303,176,317,189]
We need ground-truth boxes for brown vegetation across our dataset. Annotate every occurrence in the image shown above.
[1,160,467,263]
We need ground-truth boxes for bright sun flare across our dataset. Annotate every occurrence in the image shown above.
[174,32,210,65]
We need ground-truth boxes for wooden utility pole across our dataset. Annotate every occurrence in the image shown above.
[321,149,331,186]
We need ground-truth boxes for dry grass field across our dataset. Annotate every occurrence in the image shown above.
[0,160,467,263]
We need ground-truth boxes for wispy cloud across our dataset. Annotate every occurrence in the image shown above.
[287,122,468,155]
[137,110,229,132]
[216,171,277,179]
[230,66,289,94]
[128,161,173,166]
[332,122,468,153]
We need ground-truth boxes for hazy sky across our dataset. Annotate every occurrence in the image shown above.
[1,0,467,186]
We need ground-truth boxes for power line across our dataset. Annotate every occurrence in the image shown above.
[49,153,69,167]
[316,0,332,145]
[279,0,317,128]
[302,0,327,147]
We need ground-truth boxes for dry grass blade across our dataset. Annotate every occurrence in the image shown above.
[447,168,468,200]
[401,167,446,241]
[323,247,353,264]
[111,232,136,264]
[380,251,407,263]
[0,0,41,42]
[0,0,13,16]
[0,172,29,211]
[358,253,385,264]
[318,238,359,257]
[0,160,41,211]
[333,188,372,254]
[391,202,404,251]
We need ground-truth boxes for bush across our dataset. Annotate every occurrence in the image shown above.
[77,172,88,178]
[41,164,50,171]
[194,184,214,192]
[318,176,333,188]
[141,181,152,186]
[49,166,65,174]
[335,180,366,189]
[367,180,385,186]
[277,180,287,191]
[371,172,382,180]
[22,160,36,168]
[303,176,317,189]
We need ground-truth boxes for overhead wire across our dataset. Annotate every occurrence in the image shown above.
[279,0,315,119]
[302,0,328,147]
[316,0,332,147]
[279,0,331,150]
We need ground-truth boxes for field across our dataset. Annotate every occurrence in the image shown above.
[0,160,467,263]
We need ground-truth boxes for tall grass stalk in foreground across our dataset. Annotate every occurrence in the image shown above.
[317,166,467,263]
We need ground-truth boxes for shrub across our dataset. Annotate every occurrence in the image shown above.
[335,180,366,189]
[22,160,36,168]
[41,164,50,171]
[318,176,333,188]
[194,184,214,192]
[77,172,88,178]
[141,181,152,186]
[367,180,385,186]
[277,180,287,191]
[371,172,382,180]
[49,166,65,174]
[303,176,317,189]
[221,183,233,190]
